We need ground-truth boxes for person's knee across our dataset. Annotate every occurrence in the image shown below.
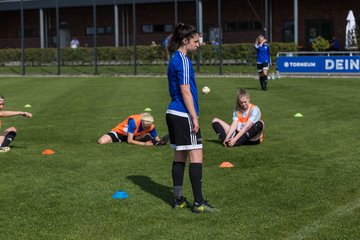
[189,149,203,163]
[255,121,264,131]
[97,137,109,144]
[212,118,220,123]
[6,127,16,132]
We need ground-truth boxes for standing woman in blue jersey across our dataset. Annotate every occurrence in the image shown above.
[255,35,271,90]
[166,23,218,213]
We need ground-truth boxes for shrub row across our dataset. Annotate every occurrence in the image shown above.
[0,43,297,66]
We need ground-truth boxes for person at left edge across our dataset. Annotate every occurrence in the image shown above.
[97,112,169,146]
[0,95,33,153]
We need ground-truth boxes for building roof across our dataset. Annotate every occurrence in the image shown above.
[0,0,192,11]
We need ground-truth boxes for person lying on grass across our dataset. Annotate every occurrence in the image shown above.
[0,95,33,153]
[97,112,169,146]
[212,88,264,147]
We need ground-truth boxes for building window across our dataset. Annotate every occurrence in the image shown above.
[142,25,154,33]
[283,21,294,42]
[85,26,114,35]
[141,24,174,33]
[164,24,173,32]
[224,21,262,32]
[225,22,237,31]
[305,19,334,46]
[18,29,39,38]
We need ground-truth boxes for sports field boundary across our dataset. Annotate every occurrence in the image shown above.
[1,73,359,78]
[286,196,360,240]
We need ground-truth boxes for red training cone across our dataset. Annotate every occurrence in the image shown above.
[42,149,55,155]
[219,161,234,168]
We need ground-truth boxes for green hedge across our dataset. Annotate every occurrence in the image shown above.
[0,43,297,66]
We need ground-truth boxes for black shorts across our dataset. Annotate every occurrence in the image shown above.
[166,111,202,151]
[257,62,269,72]
[107,131,128,143]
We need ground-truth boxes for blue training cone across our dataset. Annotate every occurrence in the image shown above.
[112,190,128,199]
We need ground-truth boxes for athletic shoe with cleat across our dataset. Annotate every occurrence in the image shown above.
[0,146,11,153]
[155,135,169,146]
[192,200,220,213]
[173,197,193,209]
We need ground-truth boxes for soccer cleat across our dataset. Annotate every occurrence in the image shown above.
[141,134,158,145]
[173,197,193,209]
[155,135,169,146]
[192,200,220,213]
[142,134,154,142]
[0,146,11,153]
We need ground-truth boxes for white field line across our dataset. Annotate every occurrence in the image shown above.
[286,197,360,240]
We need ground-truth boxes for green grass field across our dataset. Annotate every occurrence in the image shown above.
[1,76,360,239]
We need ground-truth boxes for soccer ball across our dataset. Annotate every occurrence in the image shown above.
[202,86,210,94]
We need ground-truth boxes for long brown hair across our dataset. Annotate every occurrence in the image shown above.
[167,23,198,55]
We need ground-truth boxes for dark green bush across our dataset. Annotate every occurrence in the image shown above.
[61,48,93,64]
[269,42,297,63]
[0,43,297,66]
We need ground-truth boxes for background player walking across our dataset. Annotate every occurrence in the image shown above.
[255,35,271,90]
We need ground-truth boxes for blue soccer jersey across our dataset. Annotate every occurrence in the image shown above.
[167,51,199,116]
[255,43,270,64]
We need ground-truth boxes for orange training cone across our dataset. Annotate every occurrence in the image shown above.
[42,149,55,155]
[219,161,234,168]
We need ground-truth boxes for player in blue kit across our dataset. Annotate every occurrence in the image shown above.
[255,35,271,90]
[166,23,218,213]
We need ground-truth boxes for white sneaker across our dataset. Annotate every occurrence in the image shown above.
[0,146,10,153]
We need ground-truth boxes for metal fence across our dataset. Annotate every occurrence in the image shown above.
[2,0,225,76]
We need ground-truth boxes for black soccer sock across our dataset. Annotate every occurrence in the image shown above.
[189,163,204,204]
[234,134,248,146]
[1,131,16,147]
[140,134,158,145]
[234,121,263,146]
[259,76,264,89]
[247,121,263,138]
[263,76,268,89]
[172,162,185,199]
[212,122,227,142]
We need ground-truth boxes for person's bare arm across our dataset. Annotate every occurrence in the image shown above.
[227,120,254,147]
[0,111,32,118]
[127,132,153,146]
[180,84,199,133]
[224,119,238,146]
